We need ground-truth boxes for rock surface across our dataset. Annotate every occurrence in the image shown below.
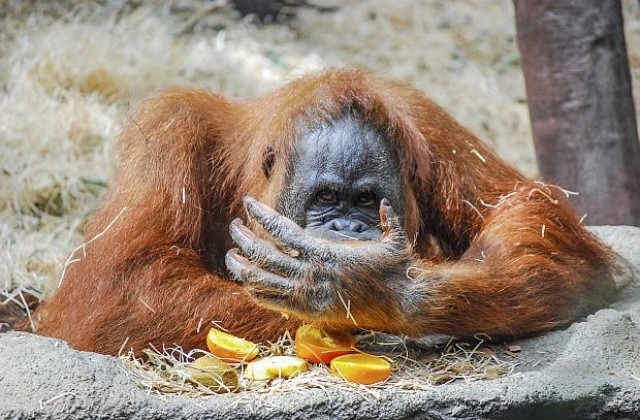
[1,225,639,420]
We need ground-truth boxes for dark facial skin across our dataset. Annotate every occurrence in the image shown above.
[226,113,415,330]
[276,114,405,241]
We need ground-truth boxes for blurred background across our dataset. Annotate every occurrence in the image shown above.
[1,0,639,305]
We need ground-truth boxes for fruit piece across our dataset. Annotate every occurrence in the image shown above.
[295,324,355,364]
[330,353,392,385]
[244,356,309,381]
[185,355,238,392]
[206,327,259,363]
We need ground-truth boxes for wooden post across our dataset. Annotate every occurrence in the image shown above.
[514,0,640,226]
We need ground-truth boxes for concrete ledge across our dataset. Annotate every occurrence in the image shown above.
[1,226,639,420]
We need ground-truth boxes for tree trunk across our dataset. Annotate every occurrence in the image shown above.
[514,0,640,226]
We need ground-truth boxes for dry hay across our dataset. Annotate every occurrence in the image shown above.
[120,331,516,401]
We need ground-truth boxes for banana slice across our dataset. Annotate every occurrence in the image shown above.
[244,356,309,381]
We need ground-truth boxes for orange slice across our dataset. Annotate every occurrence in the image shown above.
[206,327,259,363]
[294,324,355,364]
[330,353,392,384]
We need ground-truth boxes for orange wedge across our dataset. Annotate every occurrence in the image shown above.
[330,353,392,384]
[206,327,259,363]
[294,324,355,364]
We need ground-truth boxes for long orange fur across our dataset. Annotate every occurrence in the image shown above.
[31,70,619,355]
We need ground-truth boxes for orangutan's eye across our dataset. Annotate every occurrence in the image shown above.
[356,191,375,207]
[317,189,338,205]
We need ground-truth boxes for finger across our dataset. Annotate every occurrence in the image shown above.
[243,196,338,258]
[229,218,304,275]
[225,249,293,297]
[379,198,406,244]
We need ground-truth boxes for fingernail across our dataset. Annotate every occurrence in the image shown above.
[237,223,259,239]
[227,248,249,263]
[250,200,277,215]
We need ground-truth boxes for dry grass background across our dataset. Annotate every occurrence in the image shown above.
[1,0,640,311]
